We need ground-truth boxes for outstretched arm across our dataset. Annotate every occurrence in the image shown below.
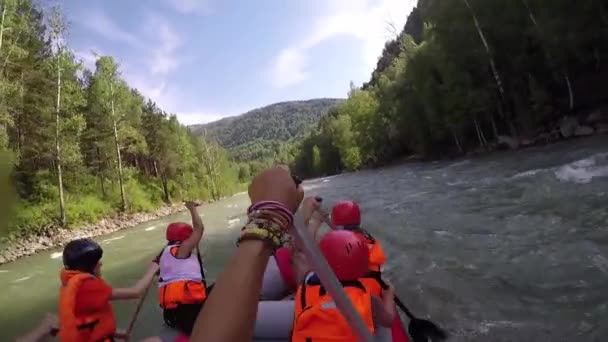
[177,201,204,258]
[111,262,159,300]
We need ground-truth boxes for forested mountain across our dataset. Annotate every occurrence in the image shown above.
[191,99,342,150]
[0,1,240,237]
[189,99,342,177]
[293,0,608,178]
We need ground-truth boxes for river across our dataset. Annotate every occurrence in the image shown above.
[1,136,607,341]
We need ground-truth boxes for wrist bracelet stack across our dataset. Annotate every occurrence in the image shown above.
[237,201,294,250]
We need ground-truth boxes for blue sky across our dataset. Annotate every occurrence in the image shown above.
[64,0,415,125]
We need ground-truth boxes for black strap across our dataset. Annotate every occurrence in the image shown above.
[77,319,100,331]
[318,280,366,296]
[363,270,382,281]
[299,279,308,310]
[196,247,206,281]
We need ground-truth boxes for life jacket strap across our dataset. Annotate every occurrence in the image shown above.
[76,319,100,331]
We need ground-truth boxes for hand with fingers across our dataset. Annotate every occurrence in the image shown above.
[184,200,201,210]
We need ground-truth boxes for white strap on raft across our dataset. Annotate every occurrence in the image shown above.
[292,219,375,342]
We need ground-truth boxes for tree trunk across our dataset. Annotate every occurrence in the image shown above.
[161,173,170,203]
[0,5,7,53]
[110,82,126,211]
[153,159,159,177]
[473,117,486,148]
[521,0,575,113]
[462,0,506,107]
[95,146,106,196]
[564,73,574,112]
[99,174,106,197]
[55,62,66,226]
[205,144,218,200]
[490,113,499,140]
[479,121,488,146]
[451,127,464,154]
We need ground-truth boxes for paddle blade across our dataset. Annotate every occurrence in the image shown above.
[408,318,448,342]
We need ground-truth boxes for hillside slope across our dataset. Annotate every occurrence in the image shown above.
[190,98,343,161]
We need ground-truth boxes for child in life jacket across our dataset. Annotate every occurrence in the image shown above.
[332,200,387,297]
[58,238,159,342]
[291,230,395,342]
[155,201,207,335]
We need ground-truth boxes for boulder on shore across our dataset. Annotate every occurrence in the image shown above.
[0,204,188,265]
[497,135,519,149]
[575,125,594,136]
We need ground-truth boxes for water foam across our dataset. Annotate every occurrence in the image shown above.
[554,153,608,184]
[227,218,240,228]
[145,225,160,231]
[509,153,608,184]
[13,276,32,283]
[50,252,62,259]
[101,235,125,244]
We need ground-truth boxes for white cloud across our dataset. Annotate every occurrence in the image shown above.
[273,49,310,88]
[163,0,209,15]
[178,112,237,125]
[270,0,416,89]
[75,9,193,121]
[144,15,183,75]
[76,10,142,46]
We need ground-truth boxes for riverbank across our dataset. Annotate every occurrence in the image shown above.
[0,204,188,265]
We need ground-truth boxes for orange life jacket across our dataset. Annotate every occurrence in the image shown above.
[158,245,207,309]
[58,270,116,342]
[159,281,207,309]
[359,276,382,298]
[355,231,386,273]
[353,230,386,297]
[291,276,375,341]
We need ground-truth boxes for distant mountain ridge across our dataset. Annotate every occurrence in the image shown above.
[189,98,343,161]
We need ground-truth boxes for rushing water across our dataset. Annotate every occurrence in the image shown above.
[1,136,607,341]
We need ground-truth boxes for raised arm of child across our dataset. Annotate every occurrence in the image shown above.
[176,201,204,258]
[110,261,159,300]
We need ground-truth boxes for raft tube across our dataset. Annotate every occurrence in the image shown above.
[173,250,410,342]
[390,308,409,342]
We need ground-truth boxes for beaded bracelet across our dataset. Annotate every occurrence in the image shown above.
[236,209,291,249]
[248,201,294,225]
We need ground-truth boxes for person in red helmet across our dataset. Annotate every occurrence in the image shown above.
[332,200,387,297]
[155,201,207,335]
[291,229,396,341]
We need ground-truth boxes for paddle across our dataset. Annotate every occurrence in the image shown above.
[121,281,153,341]
[375,278,448,342]
[313,196,448,342]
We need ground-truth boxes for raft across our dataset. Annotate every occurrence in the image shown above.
[167,254,410,342]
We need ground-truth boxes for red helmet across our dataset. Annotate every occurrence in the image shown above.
[331,201,361,227]
[166,222,193,242]
[319,230,369,281]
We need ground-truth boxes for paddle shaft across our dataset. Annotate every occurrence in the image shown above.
[123,282,153,341]
[375,277,416,320]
